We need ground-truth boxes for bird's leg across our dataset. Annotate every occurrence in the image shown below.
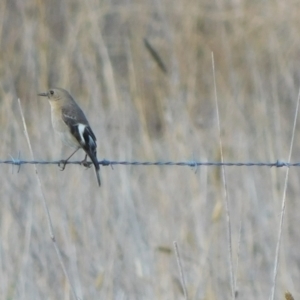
[59,148,79,171]
[81,154,92,168]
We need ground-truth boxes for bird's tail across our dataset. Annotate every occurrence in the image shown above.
[95,168,101,187]
[88,151,101,187]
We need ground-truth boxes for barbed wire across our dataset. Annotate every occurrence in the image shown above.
[2,158,300,168]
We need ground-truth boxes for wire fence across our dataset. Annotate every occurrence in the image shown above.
[2,158,300,168]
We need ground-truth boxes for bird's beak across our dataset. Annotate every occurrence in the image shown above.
[37,92,48,97]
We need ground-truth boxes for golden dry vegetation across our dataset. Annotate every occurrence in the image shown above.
[1,0,300,299]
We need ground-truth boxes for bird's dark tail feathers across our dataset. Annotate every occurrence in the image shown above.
[88,151,101,187]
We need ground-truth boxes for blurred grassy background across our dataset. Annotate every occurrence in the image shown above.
[1,0,300,299]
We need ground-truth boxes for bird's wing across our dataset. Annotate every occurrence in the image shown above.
[62,104,88,126]
[62,106,97,149]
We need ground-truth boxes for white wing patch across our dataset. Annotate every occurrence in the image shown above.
[77,124,87,146]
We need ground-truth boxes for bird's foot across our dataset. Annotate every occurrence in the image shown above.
[81,159,92,169]
[58,160,67,171]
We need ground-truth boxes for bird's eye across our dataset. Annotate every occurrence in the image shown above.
[50,90,54,95]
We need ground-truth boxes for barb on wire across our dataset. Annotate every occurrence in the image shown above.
[9,151,22,173]
[0,158,299,168]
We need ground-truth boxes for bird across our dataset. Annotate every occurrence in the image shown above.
[38,88,101,186]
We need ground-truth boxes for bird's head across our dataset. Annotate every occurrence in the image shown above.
[38,88,71,102]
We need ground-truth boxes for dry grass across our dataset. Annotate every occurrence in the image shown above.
[1,0,300,299]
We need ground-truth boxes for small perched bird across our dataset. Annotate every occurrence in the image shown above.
[38,88,101,186]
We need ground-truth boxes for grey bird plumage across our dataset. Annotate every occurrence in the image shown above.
[38,88,101,186]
